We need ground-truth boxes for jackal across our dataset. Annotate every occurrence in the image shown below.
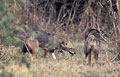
[22,34,39,61]
[85,29,100,40]
[22,30,76,60]
[84,29,100,65]
[36,30,76,59]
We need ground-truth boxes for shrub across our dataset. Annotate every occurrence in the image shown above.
[0,1,21,46]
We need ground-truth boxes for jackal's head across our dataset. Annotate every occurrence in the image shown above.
[60,40,76,56]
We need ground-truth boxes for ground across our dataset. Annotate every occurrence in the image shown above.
[0,42,120,77]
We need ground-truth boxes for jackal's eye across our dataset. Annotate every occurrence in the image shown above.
[64,42,67,45]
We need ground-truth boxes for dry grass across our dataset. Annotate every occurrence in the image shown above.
[0,42,120,77]
[0,0,120,77]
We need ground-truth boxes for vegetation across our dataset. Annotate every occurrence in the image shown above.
[0,1,22,46]
[0,0,120,77]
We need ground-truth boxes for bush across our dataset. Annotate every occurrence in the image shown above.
[0,1,21,46]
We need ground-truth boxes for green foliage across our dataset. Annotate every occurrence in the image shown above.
[0,2,21,46]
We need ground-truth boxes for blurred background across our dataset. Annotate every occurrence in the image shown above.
[0,0,120,77]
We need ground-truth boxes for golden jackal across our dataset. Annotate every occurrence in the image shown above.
[84,29,100,65]
[22,30,76,60]
[22,35,39,61]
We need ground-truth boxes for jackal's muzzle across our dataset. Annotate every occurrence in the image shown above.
[60,41,76,56]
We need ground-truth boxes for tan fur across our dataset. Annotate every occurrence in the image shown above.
[84,34,99,64]
[22,30,76,60]
[66,40,74,49]
[22,37,39,61]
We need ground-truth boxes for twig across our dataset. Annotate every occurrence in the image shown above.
[111,52,120,62]
[22,40,32,57]
[105,50,109,61]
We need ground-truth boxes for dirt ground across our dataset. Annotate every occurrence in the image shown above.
[0,42,120,77]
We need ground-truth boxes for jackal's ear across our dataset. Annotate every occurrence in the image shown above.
[61,41,65,44]
[60,41,66,47]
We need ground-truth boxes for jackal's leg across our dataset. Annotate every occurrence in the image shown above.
[88,51,92,65]
[83,53,88,64]
[22,44,27,55]
[30,56,33,62]
[94,49,99,64]
[49,49,56,60]
[51,53,56,60]
[84,45,88,59]
[85,53,88,59]
[84,49,89,64]
[30,51,35,62]
[43,49,49,58]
